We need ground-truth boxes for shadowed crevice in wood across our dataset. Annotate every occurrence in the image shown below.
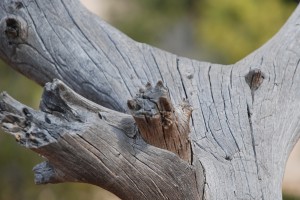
[128,81,193,164]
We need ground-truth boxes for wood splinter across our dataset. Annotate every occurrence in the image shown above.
[128,81,193,163]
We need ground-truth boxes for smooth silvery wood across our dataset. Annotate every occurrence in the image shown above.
[0,0,300,199]
[0,0,186,112]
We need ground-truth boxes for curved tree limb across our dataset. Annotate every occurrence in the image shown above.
[0,0,187,112]
[0,0,300,199]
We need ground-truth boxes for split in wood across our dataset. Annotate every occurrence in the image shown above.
[128,81,193,163]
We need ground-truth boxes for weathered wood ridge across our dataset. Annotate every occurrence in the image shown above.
[0,0,300,199]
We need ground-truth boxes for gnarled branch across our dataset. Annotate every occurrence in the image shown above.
[0,79,202,200]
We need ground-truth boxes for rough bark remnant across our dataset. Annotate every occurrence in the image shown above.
[128,81,192,163]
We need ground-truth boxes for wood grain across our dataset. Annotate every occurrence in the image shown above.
[0,0,300,199]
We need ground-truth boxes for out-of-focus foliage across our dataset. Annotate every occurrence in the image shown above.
[111,0,297,63]
[284,194,300,200]
[0,60,43,199]
[110,0,196,44]
[0,0,299,199]
[198,0,296,63]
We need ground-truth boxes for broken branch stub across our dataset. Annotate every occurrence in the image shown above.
[128,81,193,163]
[0,79,201,199]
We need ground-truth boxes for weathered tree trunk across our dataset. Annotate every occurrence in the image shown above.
[0,0,299,199]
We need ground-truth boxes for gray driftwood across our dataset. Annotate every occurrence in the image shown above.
[0,0,299,199]
[128,80,193,163]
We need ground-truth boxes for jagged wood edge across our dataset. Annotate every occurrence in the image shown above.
[128,81,193,163]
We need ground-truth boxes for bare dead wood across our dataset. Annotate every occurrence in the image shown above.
[128,81,192,163]
[0,79,202,199]
[0,0,300,199]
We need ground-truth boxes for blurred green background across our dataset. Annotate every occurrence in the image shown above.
[0,0,299,199]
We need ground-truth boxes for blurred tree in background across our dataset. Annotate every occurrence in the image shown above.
[0,0,298,199]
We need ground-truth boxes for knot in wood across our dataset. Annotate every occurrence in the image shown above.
[245,69,265,91]
[5,18,20,39]
[1,15,27,44]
